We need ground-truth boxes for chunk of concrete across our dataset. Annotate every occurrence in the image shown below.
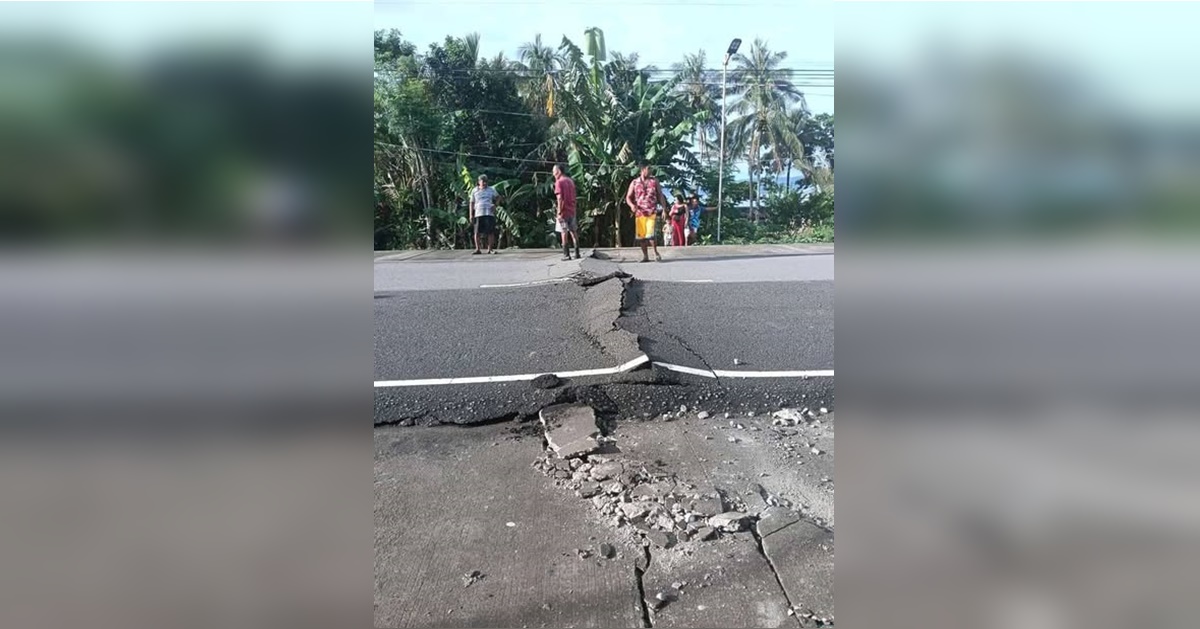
[540,404,602,459]
[756,506,801,538]
[708,512,751,532]
[620,502,650,520]
[576,481,602,498]
[688,496,725,517]
[742,485,770,516]
[645,530,676,549]
[531,373,563,389]
[589,461,624,481]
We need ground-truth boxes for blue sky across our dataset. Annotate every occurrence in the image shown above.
[374,0,834,115]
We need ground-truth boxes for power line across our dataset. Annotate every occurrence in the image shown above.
[376,64,833,73]
[388,68,834,77]
[390,98,831,120]
[376,141,697,170]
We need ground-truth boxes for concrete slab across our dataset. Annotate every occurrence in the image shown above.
[641,533,800,629]
[375,424,644,628]
[756,507,801,538]
[541,404,602,459]
[761,520,834,619]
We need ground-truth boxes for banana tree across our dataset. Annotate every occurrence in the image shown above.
[547,29,704,246]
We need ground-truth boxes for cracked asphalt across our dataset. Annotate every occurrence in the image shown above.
[619,279,834,375]
[374,246,834,627]
[374,247,834,425]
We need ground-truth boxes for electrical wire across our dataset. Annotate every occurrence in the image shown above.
[376,141,703,170]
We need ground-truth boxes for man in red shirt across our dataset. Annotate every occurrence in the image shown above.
[624,162,667,262]
[552,164,580,260]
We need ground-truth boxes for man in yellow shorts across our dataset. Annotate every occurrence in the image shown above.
[624,162,667,262]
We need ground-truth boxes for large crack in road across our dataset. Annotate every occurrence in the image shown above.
[375,254,832,427]
[634,545,654,628]
[621,280,724,385]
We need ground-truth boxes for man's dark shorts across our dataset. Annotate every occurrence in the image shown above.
[475,215,496,236]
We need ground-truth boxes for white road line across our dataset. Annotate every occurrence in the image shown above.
[652,362,717,378]
[712,368,835,378]
[374,355,833,388]
[652,361,834,379]
[373,354,650,388]
[479,277,573,289]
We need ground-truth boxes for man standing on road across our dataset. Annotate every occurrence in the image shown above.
[470,174,501,255]
[687,194,704,245]
[625,162,667,262]
[552,164,581,260]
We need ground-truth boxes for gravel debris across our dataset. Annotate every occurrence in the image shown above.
[462,570,484,587]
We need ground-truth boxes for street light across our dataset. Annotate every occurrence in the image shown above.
[717,37,740,244]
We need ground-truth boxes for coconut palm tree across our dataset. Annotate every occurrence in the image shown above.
[516,34,561,115]
[728,39,807,220]
[672,51,720,162]
[462,32,481,67]
[761,107,811,190]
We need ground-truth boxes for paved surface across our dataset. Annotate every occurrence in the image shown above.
[596,245,833,284]
[375,423,645,628]
[373,247,834,425]
[375,411,835,628]
[375,251,582,292]
[374,283,633,380]
[620,280,834,373]
[375,245,834,626]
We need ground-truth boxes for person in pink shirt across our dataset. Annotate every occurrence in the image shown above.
[552,164,580,260]
[624,162,667,262]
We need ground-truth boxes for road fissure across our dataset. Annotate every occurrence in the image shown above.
[634,545,654,628]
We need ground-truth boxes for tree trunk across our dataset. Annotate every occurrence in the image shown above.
[416,153,435,248]
[786,162,792,189]
[747,143,756,222]
[613,205,620,248]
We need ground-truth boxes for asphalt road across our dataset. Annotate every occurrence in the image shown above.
[621,280,834,374]
[373,247,834,425]
[374,284,622,380]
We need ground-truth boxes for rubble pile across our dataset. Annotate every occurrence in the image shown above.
[769,406,827,427]
[534,403,817,548]
[763,407,831,461]
[533,451,748,548]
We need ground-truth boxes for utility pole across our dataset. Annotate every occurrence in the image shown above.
[717,38,740,244]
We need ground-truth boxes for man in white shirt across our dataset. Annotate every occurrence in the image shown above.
[469,174,501,254]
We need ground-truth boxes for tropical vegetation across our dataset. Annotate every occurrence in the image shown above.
[374,28,834,250]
